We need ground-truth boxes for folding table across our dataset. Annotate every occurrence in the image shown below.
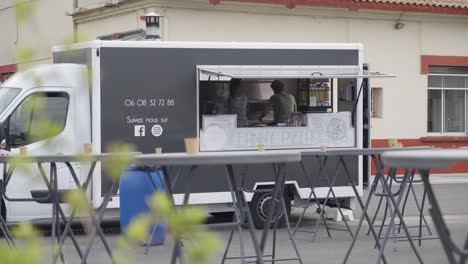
[382,148,468,264]
[298,147,429,264]
[0,153,136,264]
[134,150,303,264]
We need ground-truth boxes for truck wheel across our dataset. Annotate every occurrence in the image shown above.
[249,191,291,229]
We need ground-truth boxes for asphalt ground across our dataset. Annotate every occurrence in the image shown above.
[9,175,468,263]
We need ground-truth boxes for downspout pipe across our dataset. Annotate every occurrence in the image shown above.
[73,0,78,43]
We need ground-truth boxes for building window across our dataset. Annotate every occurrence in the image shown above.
[427,67,468,134]
[371,87,383,118]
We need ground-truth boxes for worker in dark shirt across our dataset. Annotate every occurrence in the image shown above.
[258,80,297,124]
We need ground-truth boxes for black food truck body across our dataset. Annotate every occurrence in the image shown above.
[0,40,392,226]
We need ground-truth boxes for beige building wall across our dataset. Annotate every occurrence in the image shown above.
[74,3,468,140]
[3,0,468,140]
[0,0,74,68]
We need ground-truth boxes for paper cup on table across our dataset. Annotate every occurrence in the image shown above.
[19,146,28,155]
[84,143,93,154]
[258,144,265,152]
[184,138,199,155]
[155,147,162,154]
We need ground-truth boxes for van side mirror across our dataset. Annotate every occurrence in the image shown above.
[0,122,8,150]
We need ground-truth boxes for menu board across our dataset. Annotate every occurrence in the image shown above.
[200,112,355,151]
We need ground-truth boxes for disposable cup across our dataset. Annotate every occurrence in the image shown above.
[258,144,265,152]
[184,138,199,155]
[155,147,162,154]
[19,146,28,155]
[84,143,93,154]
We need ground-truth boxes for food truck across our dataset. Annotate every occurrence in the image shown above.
[0,40,392,227]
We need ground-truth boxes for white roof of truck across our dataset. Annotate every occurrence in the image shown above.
[53,40,363,52]
[2,64,88,90]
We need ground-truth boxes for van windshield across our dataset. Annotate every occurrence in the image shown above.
[0,87,20,115]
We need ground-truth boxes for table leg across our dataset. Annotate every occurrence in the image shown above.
[37,163,84,263]
[259,163,284,255]
[374,158,424,264]
[294,160,331,239]
[225,164,263,264]
[319,157,353,239]
[279,181,303,264]
[419,169,458,264]
[221,165,247,263]
[170,165,197,264]
[144,166,169,255]
[51,162,96,263]
[80,180,117,264]
[341,155,387,264]
[0,162,15,248]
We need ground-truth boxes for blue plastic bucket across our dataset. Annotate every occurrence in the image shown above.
[119,166,167,245]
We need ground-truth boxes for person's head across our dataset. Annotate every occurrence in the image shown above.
[271,80,284,94]
[229,78,242,96]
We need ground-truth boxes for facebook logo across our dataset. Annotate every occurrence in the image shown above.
[134,125,145,137]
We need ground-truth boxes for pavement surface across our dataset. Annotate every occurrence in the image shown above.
[13,175,468,263]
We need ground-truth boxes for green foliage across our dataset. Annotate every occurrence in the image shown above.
[64,189,89,212]
[29,119,63,145]
[102,142,136,180]
[167,206,205,238]
[123,192,221,264]
[125,214,151,242]
[8,156,35,176]
[12,222,40,240]
[0,222,44,264]
[14,0,36,23]
[148,192,172,216]
[111,252,132,264]
[185,232,221,264]
[14,46,36,65]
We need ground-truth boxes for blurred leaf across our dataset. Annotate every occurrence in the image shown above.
[186,232,221,264]
[148,192,172,216]
[29,119,63,144]
[60,32,91,58]
[167,207,206,238]
[0,244,14,262]
[112,252,131,264]
[9,156,35,176]
[74,153,95,163]
[14,46,36,64]
[11,241,43,264]
[14,0,36,23]
[125,214,151,242]
[12,222,40,240]
[64,189,88,212]
[102,142,136,180]
[61,32,90,47]
[116,236,130,250]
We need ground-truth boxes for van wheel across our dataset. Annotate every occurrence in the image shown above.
[249,191,291,229]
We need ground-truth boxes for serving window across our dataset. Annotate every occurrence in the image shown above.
[196,65,393,151]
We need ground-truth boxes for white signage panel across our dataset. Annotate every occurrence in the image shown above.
[200,112,355,151]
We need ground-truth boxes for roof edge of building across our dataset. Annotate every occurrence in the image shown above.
[212,0,468,15]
